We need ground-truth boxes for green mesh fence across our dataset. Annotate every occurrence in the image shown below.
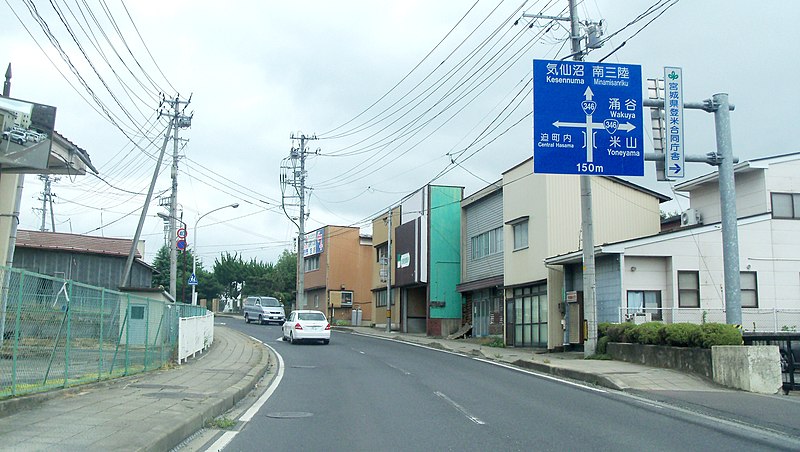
[0,266,208,398]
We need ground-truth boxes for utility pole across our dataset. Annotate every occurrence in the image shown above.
[120,93,192,290]
[162,95,192,299]
[280,133,317,311]
[386,209,392,332]
[525,1,602,356]
[568,0,598,357]
[37,175,59,232]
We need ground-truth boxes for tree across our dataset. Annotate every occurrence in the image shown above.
[151,244,196,303]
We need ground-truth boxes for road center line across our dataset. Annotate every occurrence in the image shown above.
[434,391,485,425]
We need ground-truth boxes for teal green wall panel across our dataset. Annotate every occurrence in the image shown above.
[428,186,463,319]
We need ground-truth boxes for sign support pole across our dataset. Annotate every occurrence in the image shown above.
[566,0,598,357]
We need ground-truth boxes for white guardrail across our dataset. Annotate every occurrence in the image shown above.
[177,312,215,364]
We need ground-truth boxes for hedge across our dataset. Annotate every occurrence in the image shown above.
[598,321,742,349]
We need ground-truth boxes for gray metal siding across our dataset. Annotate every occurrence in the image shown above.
[13,249,153,289]
[464,191,503,282]
[596,255,621,323]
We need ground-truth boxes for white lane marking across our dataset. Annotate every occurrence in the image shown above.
[350,331,606,394]
[207,336,285,451]
[386,363,411,375]
[207,432,236,452]
[275,336,285,342]
[434,391,485,425]
[472,358,606,393]
[350,331,463,357]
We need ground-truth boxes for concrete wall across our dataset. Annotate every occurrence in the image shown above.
[607,342,713,379]
[712,345,782,394]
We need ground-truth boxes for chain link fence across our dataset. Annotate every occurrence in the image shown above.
[619,307,800,332]
[0,266,206,398]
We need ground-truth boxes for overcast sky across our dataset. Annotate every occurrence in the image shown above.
[0,1,796,269]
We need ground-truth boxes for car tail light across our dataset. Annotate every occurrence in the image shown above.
[325,323,331,330]
[294,322,303,330]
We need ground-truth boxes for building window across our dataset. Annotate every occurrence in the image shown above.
[512,221,528,250]
[741,272,758,308]
[341,291,353,306]
[304,254,320,272]
[510,284,547,348]
[626,290,662,321]
[377,244,388,262]
[771,192,800,219]
[471,226,503,260]
[375,289,394,307]
[314,294,319,308]
[678,271,700,308]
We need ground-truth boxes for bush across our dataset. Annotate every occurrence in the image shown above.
[606,322,636,343]
[663,323,701,347]
[694,323,742,348]
[630,322,664,345]
[598,322,613,339]
[597,335,609,354]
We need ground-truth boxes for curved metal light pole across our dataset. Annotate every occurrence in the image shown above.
[192,203,239,306]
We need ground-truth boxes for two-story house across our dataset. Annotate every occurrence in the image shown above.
[457,181,504,338]
[302,225,373,323]
[546,152,800,335]
[503,158,668,350]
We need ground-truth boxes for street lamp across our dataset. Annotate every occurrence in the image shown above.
[192,203,239,306]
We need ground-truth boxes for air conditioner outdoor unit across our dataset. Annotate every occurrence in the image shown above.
[632,312,652,324]
[680,208,702,227]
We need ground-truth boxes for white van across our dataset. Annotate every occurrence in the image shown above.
[243,296,285,325]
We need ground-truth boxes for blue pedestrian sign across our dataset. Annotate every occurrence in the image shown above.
[533,59,644,176]
[188,273,198,286]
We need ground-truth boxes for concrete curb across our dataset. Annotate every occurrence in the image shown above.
[148,329,274,452]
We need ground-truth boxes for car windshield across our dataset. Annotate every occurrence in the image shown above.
[261,298,281,307]
[298,312,325,321]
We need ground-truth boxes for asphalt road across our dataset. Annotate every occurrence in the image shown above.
[219,320,800,451]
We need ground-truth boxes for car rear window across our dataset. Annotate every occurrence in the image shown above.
[298,312,325,321]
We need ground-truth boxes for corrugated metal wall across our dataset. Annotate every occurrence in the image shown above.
[464,190,503,282]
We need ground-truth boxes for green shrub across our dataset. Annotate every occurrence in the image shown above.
[598,322,613,339]
[630,322,665,345]
[597,335,609,354]
[694,323,742,348]
[606,323,636,343]
[663,323,702,347]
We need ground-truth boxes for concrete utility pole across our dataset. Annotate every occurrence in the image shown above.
[526,1,602,356]
[280,133,317,310]
[386,209,392,332]
[564,0,599,357]
[121,120,174,289]
[37,175,59,232]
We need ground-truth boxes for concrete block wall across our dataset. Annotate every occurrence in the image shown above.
[712,345,782,394]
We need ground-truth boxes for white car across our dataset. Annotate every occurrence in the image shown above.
[282,310,331,344]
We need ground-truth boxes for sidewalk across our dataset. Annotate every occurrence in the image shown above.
[338,325,728,393]
[0,325,272,452]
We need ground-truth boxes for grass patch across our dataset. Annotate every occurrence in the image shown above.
[208,416,237,429]
[585,353,612,360]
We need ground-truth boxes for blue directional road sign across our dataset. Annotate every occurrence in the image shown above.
[533,59,644,176]
[188,273,198,286]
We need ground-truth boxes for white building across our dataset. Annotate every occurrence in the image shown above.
[546,152,800,334]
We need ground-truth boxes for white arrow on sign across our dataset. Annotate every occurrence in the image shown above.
[549,86,636,163]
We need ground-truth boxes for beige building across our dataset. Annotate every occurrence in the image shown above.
[502,158,668,350]
[369,207,401,328]
[302,226,373,324]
